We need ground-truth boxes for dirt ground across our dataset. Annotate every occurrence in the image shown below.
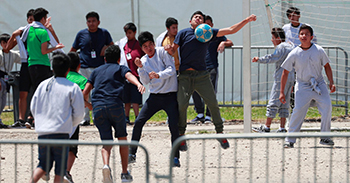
[0,118,349,183]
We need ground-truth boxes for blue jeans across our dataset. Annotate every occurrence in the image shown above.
[130,92,180,158]
[37,133,69,176]
[93,103,127,140]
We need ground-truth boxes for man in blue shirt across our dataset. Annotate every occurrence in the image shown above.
[190,15,233,124]
[166,10,256,150]
[70,11,114,126]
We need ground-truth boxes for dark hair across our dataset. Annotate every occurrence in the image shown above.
[123,22,137,33]
[138,31,154,47]
[190,10,205,21]
[271,27,286,42]
[205,15,213,23]
[165,17,178,28]
[286,7,300,18]
[52,52,70,77]
[27,9,34,18]
[299,24,314,36]
[105,45,121,63]
[67,52,80,71]
[33,8,49,21]
[0,33,10,43]
[86,11,99,21]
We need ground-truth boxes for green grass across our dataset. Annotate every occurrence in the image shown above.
[2,102,347,125]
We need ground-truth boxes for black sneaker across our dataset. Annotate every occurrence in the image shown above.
[64,171,74,183]
[277,128,287,133]
[121,171,133,182]
[284,142,294,148]
[128,154,136,164]
[252,125,270,133]
[320,139,334,146]
[189,116,205,124]
[79,120,90,126]
[218,138,230,149]
[25,118,34,129]
[11,120,25,128]
[0,121,9,129]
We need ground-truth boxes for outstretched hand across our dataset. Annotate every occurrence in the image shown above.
[137,84,146,94]
[252,57,259,62]
[55,43,65,49]
[247,14,257,22]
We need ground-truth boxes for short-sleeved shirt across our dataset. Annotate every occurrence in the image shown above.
[66,71,88,90]
[72,28,113,68]
[162,36,180,70]
[124,40,144,77]
[281,44,330,83]
[205,36,227,69]
[88,63,130,107]
[27,27,50,67]
[174,27,219,71]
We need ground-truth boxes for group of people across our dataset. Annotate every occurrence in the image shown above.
[0,5,336,183]
[1,7,257,183]
[251,7,336,148]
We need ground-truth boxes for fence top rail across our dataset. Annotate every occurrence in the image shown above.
[230,45,347,50]
[174,132,350,142]
[0,139,145,147]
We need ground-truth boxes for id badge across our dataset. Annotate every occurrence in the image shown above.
[91,51,96,58]
[4,75,8,82]
[126,53,132,60]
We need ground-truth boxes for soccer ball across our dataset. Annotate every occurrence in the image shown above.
[195,24,213,43]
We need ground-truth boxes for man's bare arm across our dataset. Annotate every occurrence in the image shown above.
[217,14,256,37]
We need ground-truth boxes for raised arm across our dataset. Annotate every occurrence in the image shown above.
[45,17,59,43]
[217,14,256,37]
[324,63,336,93]
[4,29,23,53]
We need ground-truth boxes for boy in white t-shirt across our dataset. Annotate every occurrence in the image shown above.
[279,24,336,148]
[282,7,317,46]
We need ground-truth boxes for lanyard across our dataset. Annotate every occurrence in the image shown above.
[127,40,137,54]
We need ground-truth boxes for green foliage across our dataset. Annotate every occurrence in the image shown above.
[2,104,347,125]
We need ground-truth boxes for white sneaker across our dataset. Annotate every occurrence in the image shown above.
[102,166,113,183]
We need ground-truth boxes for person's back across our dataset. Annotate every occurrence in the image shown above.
[83,45,145,182]
[89,63,128,106]
[29,53,84,183]
[32,76,83,134]
[27,26,50,66]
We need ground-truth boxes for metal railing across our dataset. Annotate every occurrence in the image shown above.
[218,46,349,114]
[158,133,350,183]
[0,139,150,183]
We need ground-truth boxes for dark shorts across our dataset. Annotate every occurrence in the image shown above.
[28,65,53,91]
[69,126,79,157]
[93,103,128,140]
[122,78,142,104]
[37,133,69,176]
[19,63,32,92]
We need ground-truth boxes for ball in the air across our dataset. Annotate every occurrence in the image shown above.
[195,24,213,43]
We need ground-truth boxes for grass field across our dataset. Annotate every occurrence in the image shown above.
[2,104,346,125]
